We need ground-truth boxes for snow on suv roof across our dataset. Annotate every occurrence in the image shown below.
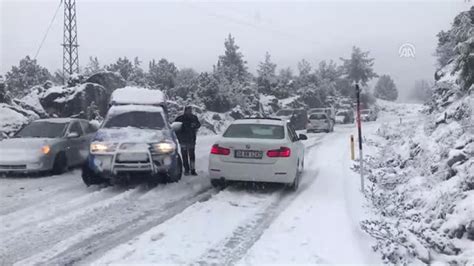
[233,118,285,126]
[108,104,164,116]
[110,87,166,105]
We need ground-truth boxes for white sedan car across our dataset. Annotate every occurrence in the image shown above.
[208,118,307,191]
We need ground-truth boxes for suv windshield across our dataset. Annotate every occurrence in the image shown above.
[15,122,67,138]
[104,111,165,129]
[223,124,285,139]
[276,110,293,116]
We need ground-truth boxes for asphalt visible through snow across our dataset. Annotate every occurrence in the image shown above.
[0,128,365,265]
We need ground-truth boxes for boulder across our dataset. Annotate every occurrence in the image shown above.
[40,83,109,118]
[85,71,126,94]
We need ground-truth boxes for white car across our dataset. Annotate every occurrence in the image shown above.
[208,118,307,191]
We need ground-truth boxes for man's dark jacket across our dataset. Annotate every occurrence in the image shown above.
[174,114,201,146]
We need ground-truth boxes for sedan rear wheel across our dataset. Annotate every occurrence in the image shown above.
[288,160,301,191]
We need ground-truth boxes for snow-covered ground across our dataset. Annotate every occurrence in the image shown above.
[3,101,465,265]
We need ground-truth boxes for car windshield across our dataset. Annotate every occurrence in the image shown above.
[104,111,165,129]
[361,110,370,114]
[276,110,293,116]
[309,114,327,120]
[223,124,285,139]
[15,122,67,138]
[337,112,347,116]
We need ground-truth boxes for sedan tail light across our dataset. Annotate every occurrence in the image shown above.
[210,144,231,155]
[267,147,291,158]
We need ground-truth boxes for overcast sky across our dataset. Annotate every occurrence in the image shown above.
[1,0,471,100]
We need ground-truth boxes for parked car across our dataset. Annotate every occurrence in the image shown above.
[307,113,334,133]
[335,110,355,124]
[208,117,307,191]
[81,87,182,186]
[0,118,97,175]
[275,108,308,130]
[361,109,377,121]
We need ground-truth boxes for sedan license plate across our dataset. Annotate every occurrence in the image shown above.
[234,150,263,159]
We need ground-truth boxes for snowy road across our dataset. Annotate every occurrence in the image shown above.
[0,123,382,265]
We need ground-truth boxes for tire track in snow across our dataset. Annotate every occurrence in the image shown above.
[38,188,217,266]
[7,178,213,266]
[0,185,121,234]
[0,175,84,216]
[194,169,319,266]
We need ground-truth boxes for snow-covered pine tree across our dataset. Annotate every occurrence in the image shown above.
[374,75,398,101]
[5,56,52,97]
[256,52,277,95]
[83,57,103,76]
[340,46,378,86]
[147,58,178,92]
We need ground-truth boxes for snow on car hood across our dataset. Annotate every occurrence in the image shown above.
[0,138,56,150]
[93,127,173,143]
[0,138,56,162]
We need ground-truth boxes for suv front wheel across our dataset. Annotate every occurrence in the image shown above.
[166,156,182,183]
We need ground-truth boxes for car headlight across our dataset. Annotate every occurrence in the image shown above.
[90,142,117,154]
[151,142,176,154]
[41,145,51,155]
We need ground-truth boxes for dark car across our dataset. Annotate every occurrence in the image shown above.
[275,109,308,130]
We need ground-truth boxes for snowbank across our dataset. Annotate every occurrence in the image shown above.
[359,95,473,265]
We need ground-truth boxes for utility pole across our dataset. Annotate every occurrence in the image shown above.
[62,0,79,80]
[355,83,364,193]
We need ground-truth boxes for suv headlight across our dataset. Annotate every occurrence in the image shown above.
[151,141,176,154]
[90,142,117,154]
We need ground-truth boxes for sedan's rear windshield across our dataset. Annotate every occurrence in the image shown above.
[309,114,327,120]
[223,124,285,139]
[15,122,68,138]
[104,111,165,129]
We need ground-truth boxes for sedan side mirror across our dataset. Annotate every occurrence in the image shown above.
[171,122,182,131]
[299,134,308,141]
[66,132,80,138]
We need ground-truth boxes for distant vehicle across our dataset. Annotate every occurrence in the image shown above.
[0,118,97,175]
[275,108,308,130]
[335,110,355,124]
[81,87,183,186]
[208,118,307,191]
[307,113,334,133]
[361,109,377,121]
[309,107,336,125]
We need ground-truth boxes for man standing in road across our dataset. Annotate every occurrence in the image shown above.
[175,106,201,176]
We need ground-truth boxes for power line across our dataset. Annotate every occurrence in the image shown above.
[34,0,63,60]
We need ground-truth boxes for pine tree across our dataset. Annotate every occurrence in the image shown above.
[256,52,277,95]
[340,46,378,86]
[107,57,134,81]
[374,75,398,101]
[215,34,249,84]
[83,57,103,76]
[411,80,432,102]
[5,56,52,97]
[148,58,178,92]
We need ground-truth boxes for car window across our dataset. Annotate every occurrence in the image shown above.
[69,121,84,136]
[15,122,68,138]
[309,114,327,120]
[80,121,96,134]
[286,124,298,142]
[223,124,285,139]
[104,111,165,129]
